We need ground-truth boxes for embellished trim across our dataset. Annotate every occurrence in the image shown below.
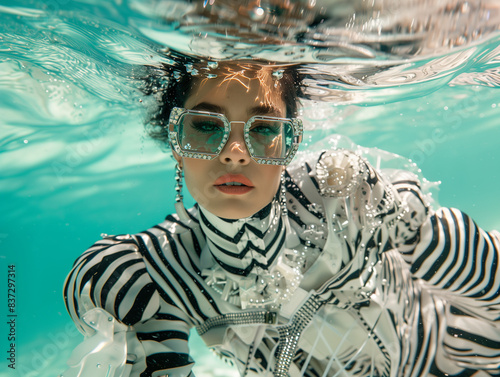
[196,311,278,336]
[274,295,324,377]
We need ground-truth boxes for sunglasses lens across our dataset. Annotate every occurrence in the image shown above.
[178,114,225,155]
[248,120,294,160]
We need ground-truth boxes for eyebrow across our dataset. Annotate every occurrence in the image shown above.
[190,102,284,118]
[191,102,226,113]
[248,104,284,117]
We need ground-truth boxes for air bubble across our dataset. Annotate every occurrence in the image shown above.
[272,70,284,80]
[207,61,218,69]
[249,6,265,21]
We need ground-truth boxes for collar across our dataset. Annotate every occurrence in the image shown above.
[198,199,287,277]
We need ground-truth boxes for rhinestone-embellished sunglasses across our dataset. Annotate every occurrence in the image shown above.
[167,107,303,165]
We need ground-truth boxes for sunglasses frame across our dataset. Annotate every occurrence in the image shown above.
[167,107,303,165]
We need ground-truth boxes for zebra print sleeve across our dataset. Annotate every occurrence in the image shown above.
[64,235,195,377]
[390,172,500,313]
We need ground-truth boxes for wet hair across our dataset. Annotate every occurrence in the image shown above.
[144,59,303,146]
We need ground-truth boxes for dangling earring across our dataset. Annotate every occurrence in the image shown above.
[280,169,300,246]
[280,170,288,218]
[174,164,190,221]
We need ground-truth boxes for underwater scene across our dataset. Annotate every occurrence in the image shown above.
[1,0,499,376]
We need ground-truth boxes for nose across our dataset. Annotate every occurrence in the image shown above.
[218,122,251,166]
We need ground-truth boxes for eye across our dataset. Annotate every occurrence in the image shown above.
[191,119,224,133]
[250,122,281,136]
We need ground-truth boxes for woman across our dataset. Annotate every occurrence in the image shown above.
[63,61,500,377]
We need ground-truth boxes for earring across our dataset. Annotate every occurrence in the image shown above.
[280,169,300,247]
[174,164,190,221]
[280,170,288,218]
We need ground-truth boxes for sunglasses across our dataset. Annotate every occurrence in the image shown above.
[167,107,303,165]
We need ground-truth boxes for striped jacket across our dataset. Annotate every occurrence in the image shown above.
[64,150,500,377]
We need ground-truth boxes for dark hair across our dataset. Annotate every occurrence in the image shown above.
[144,59,303,147]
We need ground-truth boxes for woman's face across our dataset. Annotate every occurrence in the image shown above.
[176,69,286,219]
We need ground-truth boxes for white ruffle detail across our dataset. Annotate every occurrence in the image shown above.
[62,308,131,377]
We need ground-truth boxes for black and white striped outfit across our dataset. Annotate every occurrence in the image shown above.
[64,149,500,377]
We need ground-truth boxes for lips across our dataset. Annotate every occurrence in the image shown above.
[214,174,254,187]
[214,174,254,195]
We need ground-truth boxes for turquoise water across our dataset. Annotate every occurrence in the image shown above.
[1,1,499,376]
